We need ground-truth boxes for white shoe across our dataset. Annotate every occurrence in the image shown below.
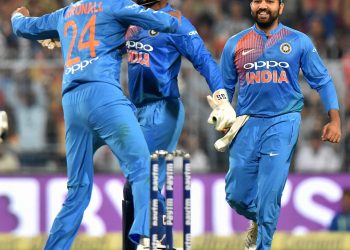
[244,221,258,250]
[136,238,166,250]
[136,238,182,250]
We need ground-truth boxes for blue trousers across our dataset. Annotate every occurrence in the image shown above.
[225,112,300,250]
[136,98,185,240]
[44,83,150,249]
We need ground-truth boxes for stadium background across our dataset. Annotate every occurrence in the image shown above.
[0,0,350,249]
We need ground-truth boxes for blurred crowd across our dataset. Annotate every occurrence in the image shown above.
[0,0,350,173]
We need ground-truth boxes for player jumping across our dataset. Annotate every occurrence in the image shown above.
[11,0,181,249]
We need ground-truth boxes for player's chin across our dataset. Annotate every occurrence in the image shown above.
[256,19,273,28]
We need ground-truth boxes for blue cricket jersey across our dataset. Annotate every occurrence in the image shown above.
[125,4,223,107]
[221,23,339,117]
[11,0,179,96]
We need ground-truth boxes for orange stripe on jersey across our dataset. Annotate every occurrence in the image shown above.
[234,30,264,85]
[265,28,291,49]
[235,28,292,85]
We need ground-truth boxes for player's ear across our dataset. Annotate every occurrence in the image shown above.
[279,2,285,15]
[250,2,253,16]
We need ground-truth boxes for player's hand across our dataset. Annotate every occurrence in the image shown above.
[38,39,61,50]
[0,111,8,144]
[12,6,30,17]
[321,121,341,143]
[207,89,236,131]
[168,10,182,22]
[321,109,341,143]
[214,115,249,152]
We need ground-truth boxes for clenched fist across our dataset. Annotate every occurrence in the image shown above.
[12,6,30,17]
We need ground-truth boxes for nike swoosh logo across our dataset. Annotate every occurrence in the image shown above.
[242,49,255,56]
[269,152,279,157]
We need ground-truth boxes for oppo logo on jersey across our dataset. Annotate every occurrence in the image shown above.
[65,57,99,75]
[244,61,290,84]
[126,41,153,52]
[244,61,290,70]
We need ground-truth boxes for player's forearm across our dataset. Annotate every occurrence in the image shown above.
[199,59,224,93]
[328,109,341,124]
[317,81,339,112]
[11,14,59,40]
[188,44,224,93]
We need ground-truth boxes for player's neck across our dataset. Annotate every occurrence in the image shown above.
[255,20,280,37]
[151,0,168,10]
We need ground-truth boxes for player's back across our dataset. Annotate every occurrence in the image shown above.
[12,0,179,95]
[53,0,178,95]
[57,0,132,94]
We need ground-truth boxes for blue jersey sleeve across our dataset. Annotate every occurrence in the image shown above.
[300,35,339,111]
[169,17,223,93]
[110,0,179,33]
[11,10,62,39]
[220,36,238,102]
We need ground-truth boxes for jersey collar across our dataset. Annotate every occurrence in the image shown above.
[253,22,283,36]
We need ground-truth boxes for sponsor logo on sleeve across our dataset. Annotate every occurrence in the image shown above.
[125,3,139,9]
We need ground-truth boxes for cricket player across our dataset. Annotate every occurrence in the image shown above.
[219,0,341,249]
[121,0,236,248]
[11,1,181,249]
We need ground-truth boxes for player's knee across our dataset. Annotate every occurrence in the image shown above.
[65,183,93,208]
[226,189,245,207]
[123,181,133,202]
[226,197,256,220]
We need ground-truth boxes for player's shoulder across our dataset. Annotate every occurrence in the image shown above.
[178,15,198,35]
[104,0,137,11]
[165,6,197,35]
[281,24,312,42]
[225,27,254,47]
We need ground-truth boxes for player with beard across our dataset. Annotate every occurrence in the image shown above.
[219,0,341,249]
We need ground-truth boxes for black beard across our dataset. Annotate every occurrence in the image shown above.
[252,9,279,29]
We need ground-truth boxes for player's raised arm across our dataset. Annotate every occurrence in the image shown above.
[111,0,179,33]
[300,35,341,143]
[168,18,236,131]
[11,6,61,40]
[170,18,222,92]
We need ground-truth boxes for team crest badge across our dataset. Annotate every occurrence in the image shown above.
[149,30,159,37]
[280,43,292,54]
